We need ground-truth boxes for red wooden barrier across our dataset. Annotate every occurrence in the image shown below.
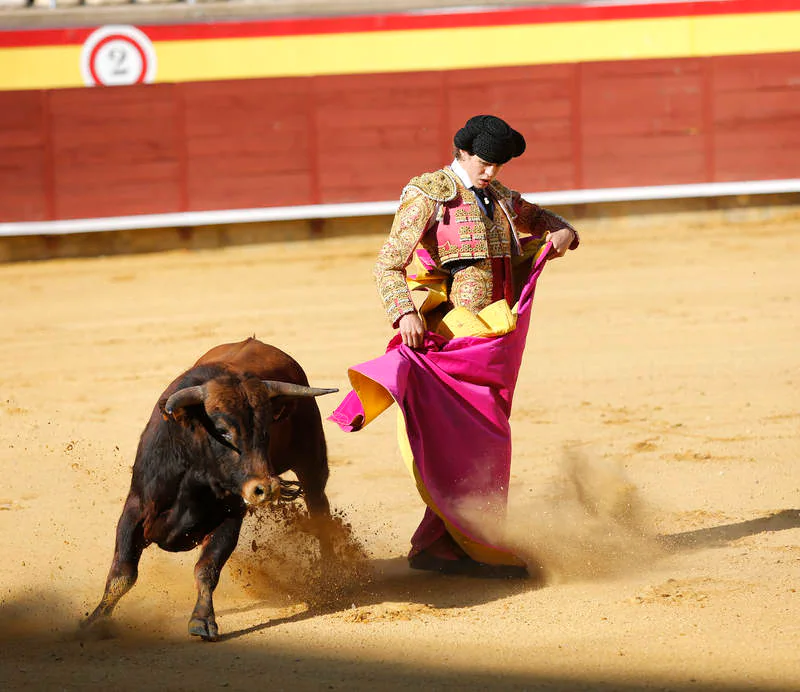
[1,53,799,223]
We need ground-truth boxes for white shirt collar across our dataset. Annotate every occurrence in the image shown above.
[450,158,474,189]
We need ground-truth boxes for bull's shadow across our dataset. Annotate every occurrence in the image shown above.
[215,508,800,643]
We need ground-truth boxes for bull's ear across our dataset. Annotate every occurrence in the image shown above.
[261,381,338,399]
[165,385,207,415]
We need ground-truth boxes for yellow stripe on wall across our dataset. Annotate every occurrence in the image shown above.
[155,20,686,82]
[156,13,800,82]
[1,12,799,91]
[691,14,800,56]
[0,45,82,90]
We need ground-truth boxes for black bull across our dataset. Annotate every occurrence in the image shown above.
[82,338,338,641]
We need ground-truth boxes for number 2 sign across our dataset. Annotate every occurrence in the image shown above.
[80,25,157,87]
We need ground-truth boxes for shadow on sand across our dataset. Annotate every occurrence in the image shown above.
[1,594,794,692]
[217,508,800,642]
[4,511,800,691]
[658,508,800,551]
[216,555,542,642]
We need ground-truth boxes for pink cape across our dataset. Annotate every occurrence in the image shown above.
[329,249,550,564]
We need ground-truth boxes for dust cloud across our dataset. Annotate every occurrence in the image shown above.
[457,448,665,582]
[229,501,373,610]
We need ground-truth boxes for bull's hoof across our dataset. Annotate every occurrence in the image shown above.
[188,616,219,642]
[80,607,108,631]
[77,614,117,640]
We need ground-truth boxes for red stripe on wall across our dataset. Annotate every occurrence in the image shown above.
[0,26,93,48]
[1,0,799,48]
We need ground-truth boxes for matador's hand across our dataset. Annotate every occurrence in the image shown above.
[545,227,577,258]
[398,312,425,349]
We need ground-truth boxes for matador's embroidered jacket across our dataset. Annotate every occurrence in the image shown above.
[374,166,579,326]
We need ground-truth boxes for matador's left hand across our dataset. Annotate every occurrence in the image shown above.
[545,227,577,259]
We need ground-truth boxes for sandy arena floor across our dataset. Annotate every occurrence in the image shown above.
[0,214,798,691]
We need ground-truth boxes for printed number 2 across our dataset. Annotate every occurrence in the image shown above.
[108,48,128,76]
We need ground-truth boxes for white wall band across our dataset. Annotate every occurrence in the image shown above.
[2,179,799,238]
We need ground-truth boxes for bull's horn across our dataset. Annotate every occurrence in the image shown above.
[261,381,338,399]
[165,385,207,414]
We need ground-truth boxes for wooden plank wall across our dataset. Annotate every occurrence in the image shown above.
[0,91,50,222]
[49,85,184,219]
[2,52,799,223]
[712,52,800,182]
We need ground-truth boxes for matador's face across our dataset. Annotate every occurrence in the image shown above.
[457,150,504,189]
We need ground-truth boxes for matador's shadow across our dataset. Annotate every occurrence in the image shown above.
[657,508,800,552]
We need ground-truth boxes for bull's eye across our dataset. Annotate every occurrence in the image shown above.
[217,429,233,442]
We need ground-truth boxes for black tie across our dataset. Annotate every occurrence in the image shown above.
[472,187,494,219]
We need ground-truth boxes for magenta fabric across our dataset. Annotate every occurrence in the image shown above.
[329,249,550,557]
[409,507,461,559]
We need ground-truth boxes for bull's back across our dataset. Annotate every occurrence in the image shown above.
[195,337,309,385]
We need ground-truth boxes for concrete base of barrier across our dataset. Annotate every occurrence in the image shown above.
[1,193,798,264]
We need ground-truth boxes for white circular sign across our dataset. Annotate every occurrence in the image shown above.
[80,25,157,87]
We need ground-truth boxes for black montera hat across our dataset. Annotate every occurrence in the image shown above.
[453,115,526,165]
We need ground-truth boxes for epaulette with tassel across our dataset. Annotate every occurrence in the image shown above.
[401,169,458,204]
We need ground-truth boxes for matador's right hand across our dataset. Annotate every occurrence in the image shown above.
[398,312,425,349]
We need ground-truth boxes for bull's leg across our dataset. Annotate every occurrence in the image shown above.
[82,493,147,629]
[296,468,336,562]
[188,514,243,642]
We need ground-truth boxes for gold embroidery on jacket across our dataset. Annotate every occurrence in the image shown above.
[402,170,458,203]
[373,189,438,325]
[374,167,565,325]
[453,207,480,223]
[450,259,494,313]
